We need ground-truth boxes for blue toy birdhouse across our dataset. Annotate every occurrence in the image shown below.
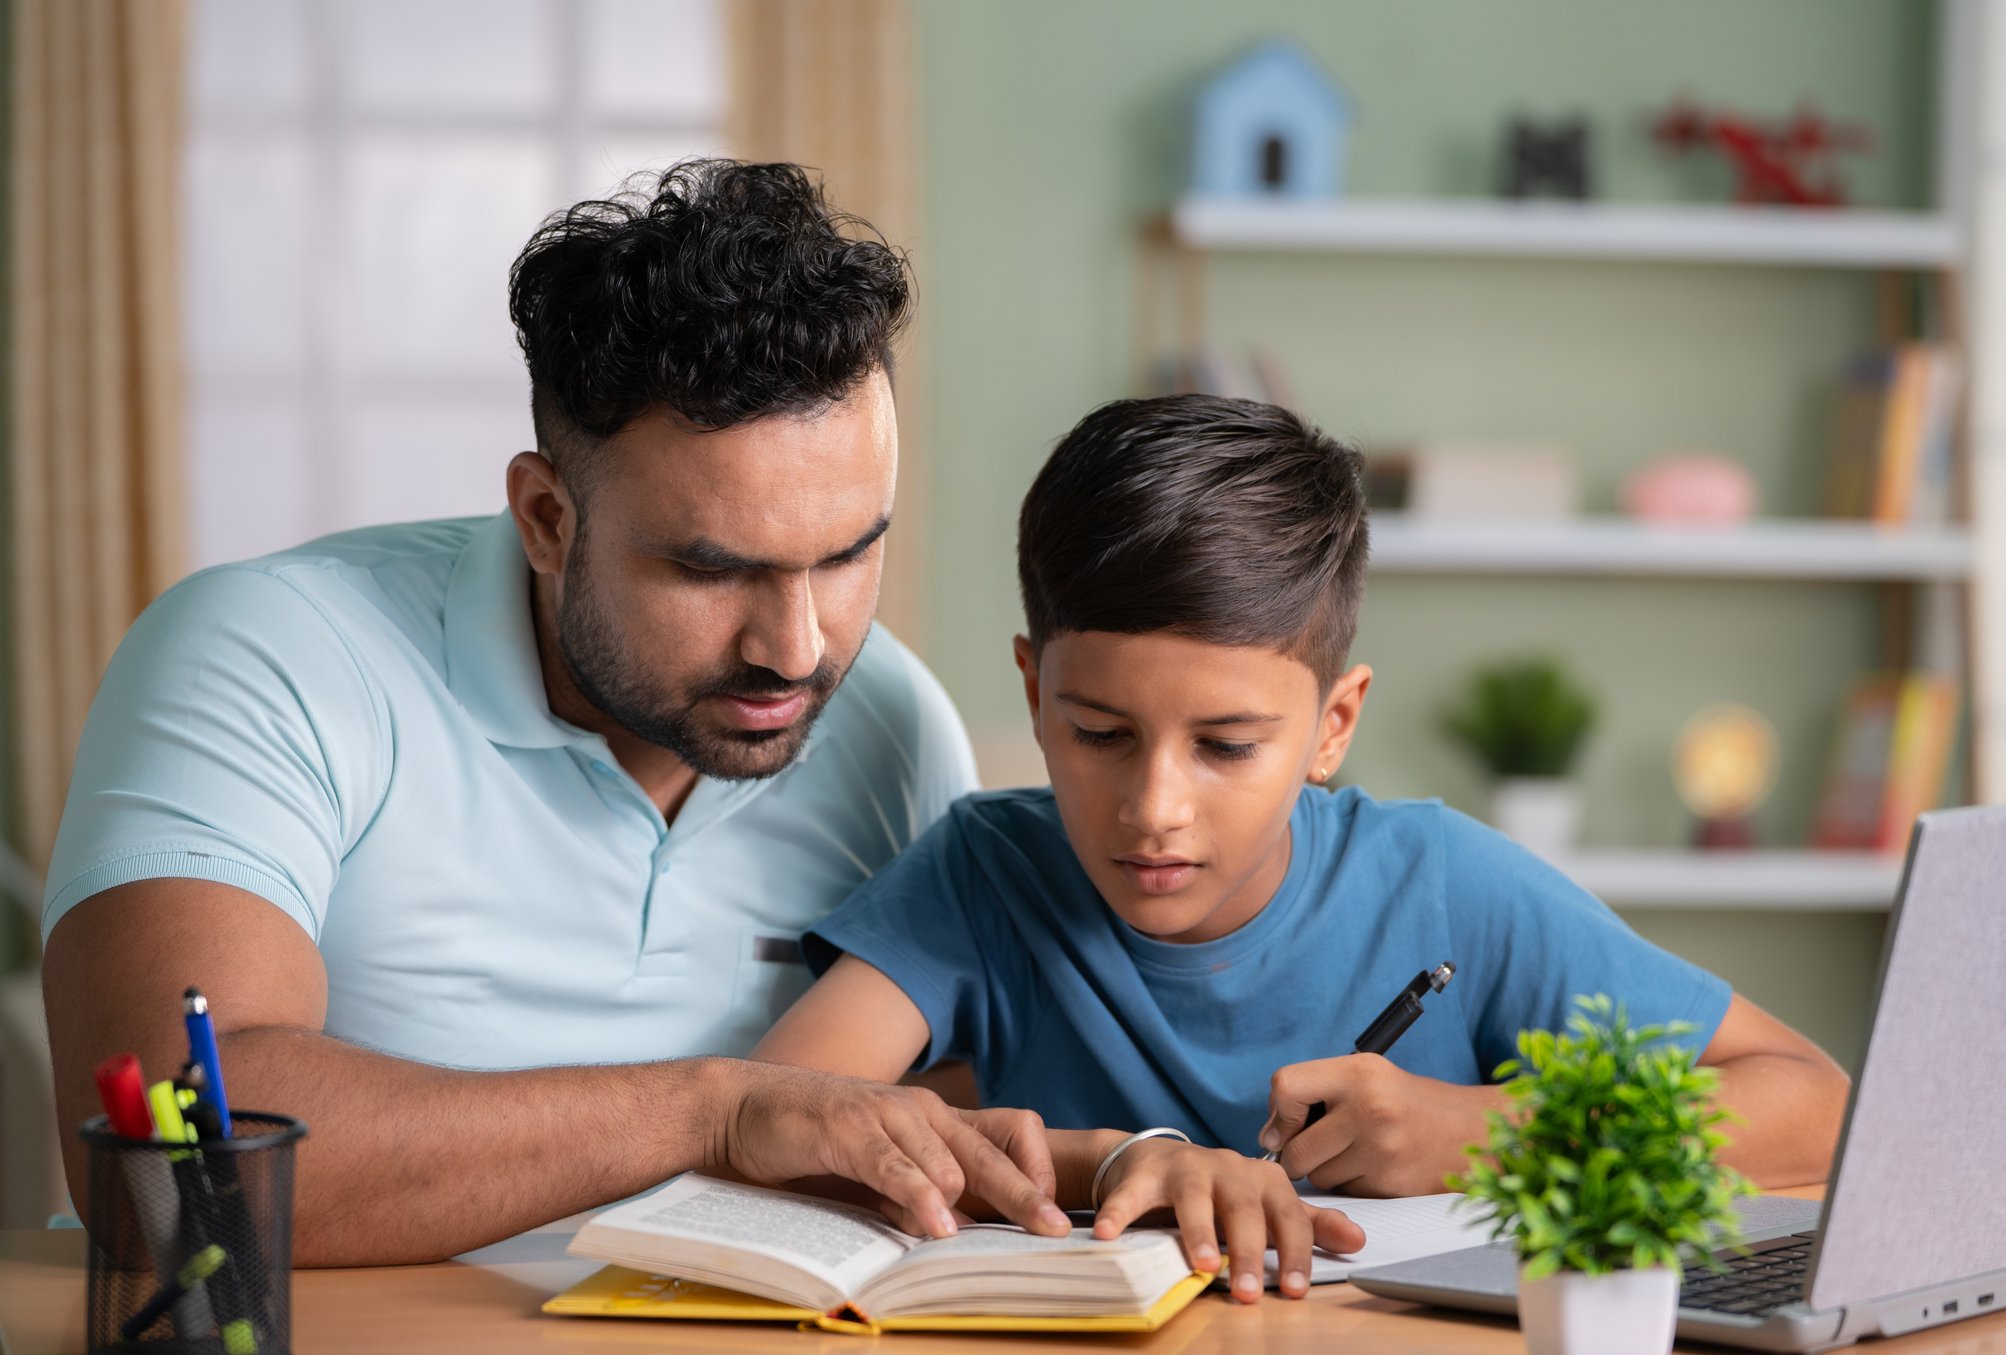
[1190,40,1351,199]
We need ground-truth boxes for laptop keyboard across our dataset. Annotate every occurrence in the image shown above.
[1678,1232,1819,1318]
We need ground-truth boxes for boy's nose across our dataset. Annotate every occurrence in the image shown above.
[1118,758,1197,837]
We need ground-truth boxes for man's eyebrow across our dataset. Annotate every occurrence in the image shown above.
[661,515,892,572]
[1055,691,1282,726]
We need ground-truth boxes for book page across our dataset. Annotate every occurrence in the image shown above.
[1247,1193,1494,1288]
[570,1175,916,1303]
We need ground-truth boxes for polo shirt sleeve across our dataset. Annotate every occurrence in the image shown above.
[1436,807,1731,1079]
[802,800,1038,1078]
[42,564,391,945]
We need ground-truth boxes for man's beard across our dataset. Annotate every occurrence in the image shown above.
[555,547,849,781]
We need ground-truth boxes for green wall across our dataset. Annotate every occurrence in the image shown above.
[914,0,1935,1069]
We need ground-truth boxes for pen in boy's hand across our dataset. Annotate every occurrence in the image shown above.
[1260,961,1455,1162]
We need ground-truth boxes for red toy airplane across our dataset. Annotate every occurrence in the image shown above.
[1652,95,1873,207]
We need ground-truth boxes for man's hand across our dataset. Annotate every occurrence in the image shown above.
[1257,1054,1505,1197]
[713,1063,1070,1239]
[1089,1141,1365,1303]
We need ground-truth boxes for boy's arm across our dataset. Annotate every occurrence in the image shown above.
[1689,992,1850,1185]
[753,953,933,1081]
[1261,992,1850,1194]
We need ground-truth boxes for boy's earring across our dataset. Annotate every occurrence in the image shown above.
[1313,767,1327,784]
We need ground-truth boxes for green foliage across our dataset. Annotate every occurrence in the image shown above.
[1440,656,1596,779]
[1451,995,1752,1280]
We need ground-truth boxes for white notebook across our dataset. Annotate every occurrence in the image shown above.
[1255,1192,1494,1287]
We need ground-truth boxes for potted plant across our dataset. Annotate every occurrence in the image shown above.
[1440,656,1596,857]
[1453,995,1751,1355]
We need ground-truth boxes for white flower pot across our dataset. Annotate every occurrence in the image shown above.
[1491,777,1582,859]
[1518,1265,1679,1355]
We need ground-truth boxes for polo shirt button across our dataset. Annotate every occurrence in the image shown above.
[591,760,613,775]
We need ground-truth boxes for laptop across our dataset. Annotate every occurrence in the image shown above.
[1351,805,2006,1351]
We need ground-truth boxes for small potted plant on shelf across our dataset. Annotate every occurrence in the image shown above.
[1440,656,1596,858]
[1453,995,1752,1355]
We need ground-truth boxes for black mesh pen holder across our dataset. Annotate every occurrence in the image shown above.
[81,1112,306,1355]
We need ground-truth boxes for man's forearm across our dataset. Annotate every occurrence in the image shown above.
[1713,1054,1850,1188]
[219,1026,730,1266]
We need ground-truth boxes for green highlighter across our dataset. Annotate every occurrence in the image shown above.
[122,1243,226,1340]
[145,1081,260,1355]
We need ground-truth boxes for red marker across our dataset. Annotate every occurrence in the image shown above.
[95,1053,157,1140]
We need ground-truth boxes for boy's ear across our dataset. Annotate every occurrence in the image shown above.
[1311,664,1373,784]
[1012,634,1043,748]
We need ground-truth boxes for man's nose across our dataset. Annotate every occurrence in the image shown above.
[1118,749,1197,838]
[740,571,825,683]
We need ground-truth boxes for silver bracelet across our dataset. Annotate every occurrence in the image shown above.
[1090,1127,1192,1210]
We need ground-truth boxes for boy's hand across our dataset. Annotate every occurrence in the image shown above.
[1090,1140,1365,1302]
[1258,1054,1506,1196]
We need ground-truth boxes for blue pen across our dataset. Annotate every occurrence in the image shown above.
[183,988,233,1137]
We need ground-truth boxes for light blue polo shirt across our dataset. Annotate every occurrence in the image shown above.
[43,513,978,1069]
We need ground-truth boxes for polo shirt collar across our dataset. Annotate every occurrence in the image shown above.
[443,513,583,749]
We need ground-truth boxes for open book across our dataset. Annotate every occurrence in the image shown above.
[545,1174,1208,1335]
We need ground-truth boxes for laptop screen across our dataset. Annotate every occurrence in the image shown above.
[1808,806,2006,1312]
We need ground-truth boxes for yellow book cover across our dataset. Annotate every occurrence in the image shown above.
[1872,344,1935,524]
[1879,674,1959,852]
[542,1264,1212,1335]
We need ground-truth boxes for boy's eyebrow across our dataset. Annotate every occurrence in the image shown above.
[658,515,892,572]
[1055,692,1283,726]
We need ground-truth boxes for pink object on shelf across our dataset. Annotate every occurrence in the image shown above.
[1621,453,1759,525]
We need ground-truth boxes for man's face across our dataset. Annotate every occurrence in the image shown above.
[1021,630,1360,944]
[553,369,897,779]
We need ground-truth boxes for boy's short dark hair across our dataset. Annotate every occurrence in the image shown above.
[1017,395,1370,689]
[507,158,910,494]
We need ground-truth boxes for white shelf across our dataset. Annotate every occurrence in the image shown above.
[1170,198,1961,269]
[1549,850,1902,910]
[1369,516,1974,581]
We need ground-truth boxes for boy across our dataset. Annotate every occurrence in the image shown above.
[756,396,1851,1303]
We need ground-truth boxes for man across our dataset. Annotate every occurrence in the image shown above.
[41,161,1067,1265]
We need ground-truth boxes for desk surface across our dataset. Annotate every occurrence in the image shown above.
[6,1194,2004,1354]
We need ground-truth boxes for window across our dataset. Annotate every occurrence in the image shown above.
[183,0,727,567]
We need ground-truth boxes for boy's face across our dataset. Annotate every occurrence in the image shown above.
[1015,630,1371,945]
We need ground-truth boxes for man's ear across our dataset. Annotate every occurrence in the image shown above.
[1012,635,1044,750]
[1311,664,1373,784]
[506,450,575,577]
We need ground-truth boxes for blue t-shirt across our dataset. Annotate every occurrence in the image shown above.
[805,786,1731,1152]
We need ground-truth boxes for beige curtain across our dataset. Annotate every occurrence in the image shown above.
[7,0,189,871]
[728,0,929,650]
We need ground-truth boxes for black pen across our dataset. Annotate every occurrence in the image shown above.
[1261,961,1456,1162]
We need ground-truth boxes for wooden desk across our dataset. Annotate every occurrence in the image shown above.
[6,1199,2005,1354]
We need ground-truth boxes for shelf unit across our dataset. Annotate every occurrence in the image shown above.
[1368,516,1975,581]
[1135,24,1989,910]
[1549,850,1902,911]
[1169,198,1962,269]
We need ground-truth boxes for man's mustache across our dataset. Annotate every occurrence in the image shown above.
[692,661,840,702]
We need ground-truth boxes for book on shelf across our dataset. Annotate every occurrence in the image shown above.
[1811,672,1961,853]
[1823,343,1962,527]
[544,1174,1208,1335]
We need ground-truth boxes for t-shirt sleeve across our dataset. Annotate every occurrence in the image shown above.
[41,565,391,944]
[803,802,1036,1077]
[1437,808,1731,1078]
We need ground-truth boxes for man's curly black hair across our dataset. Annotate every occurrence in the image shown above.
[508,158,911,487]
